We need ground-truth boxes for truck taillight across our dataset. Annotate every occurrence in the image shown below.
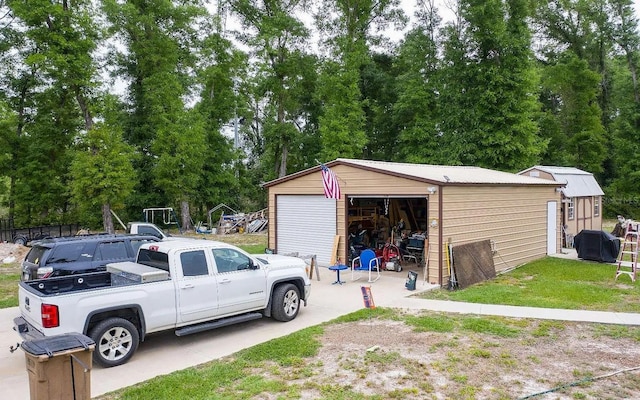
[41,304,59,328]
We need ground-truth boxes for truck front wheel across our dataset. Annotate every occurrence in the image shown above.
[271,283,300,322]
[90,317,140,367]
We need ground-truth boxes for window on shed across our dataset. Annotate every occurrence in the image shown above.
[568,198,575,220]
[594,198,600,217]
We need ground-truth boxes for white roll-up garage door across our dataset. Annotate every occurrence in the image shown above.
[276,195,336,266]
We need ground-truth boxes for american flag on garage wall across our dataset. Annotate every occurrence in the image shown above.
[321,164,341,199]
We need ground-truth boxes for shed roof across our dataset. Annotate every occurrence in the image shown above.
[264,158,562,187]
[518,166,604,197]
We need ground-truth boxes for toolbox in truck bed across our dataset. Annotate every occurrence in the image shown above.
[107,262,169,285]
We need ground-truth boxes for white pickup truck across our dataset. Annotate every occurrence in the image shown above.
[126,222,172,239]
[14,239,311,367]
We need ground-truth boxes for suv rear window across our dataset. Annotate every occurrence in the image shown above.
[46,242,91,264]
[137,248,169,271]
[25,246,48,264]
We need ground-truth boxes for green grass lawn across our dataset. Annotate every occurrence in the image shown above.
[419,256,640,312]
[0,271,19,308]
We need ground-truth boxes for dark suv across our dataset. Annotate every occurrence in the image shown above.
[20,234,161,281]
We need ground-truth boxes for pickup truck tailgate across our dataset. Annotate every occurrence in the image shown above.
[16,284,46,338]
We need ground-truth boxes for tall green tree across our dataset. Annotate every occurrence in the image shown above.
[70,115,136,233]
[533,0,633,184]
[0,101,16,203]
[102,0,208,228]
[193,33,248,217]
[0,1,29,218]
[393,0,442,163]
[7,0,99,224]
[606,0,640,216]
[359,53,399,160]
[541,54,607,172]
[314,0,405,161]
[442,0,542,170]
[228,0,313,178]
[316,60,367,160]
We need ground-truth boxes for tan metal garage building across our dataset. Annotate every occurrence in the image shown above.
[263,158,563,287]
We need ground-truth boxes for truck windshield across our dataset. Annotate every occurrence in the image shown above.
[137,249,169,272]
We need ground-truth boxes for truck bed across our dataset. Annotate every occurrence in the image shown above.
[22,272,113,296]
[22,262,170,296]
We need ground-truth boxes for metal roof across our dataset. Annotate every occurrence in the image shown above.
[335,159,560,186]
[518,165,604,197]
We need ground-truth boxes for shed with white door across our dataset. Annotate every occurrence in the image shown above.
[263,158,562,287]
[518,166,604,247]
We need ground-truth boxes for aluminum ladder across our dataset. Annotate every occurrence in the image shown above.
[616,227,638,282]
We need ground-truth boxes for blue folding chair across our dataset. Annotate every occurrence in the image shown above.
[351,249,381,283]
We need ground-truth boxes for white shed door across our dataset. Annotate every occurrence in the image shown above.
[276,195,336,266]
[547,201,557,255]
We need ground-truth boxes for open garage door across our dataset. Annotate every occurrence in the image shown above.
[276,195,337,266]
[347,197,428,246]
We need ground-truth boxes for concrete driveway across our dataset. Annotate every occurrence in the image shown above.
[1,268,432,399]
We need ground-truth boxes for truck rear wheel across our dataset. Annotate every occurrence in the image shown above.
[90,317,140,367]
[271,283,300,322]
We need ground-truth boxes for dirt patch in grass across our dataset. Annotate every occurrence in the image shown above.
[281,314,640,400]
[179,232,267,247]
[0,243,28,274]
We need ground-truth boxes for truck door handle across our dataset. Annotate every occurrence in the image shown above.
[219,279,231,284]
[182,283,195,289]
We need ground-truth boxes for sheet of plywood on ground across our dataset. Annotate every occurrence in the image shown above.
[451,239,496,289]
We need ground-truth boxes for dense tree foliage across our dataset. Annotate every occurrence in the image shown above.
[1,0,640,228]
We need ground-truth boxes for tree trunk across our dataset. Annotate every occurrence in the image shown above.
[279,145,288,178]
[102,203,114,233]
[181,200,191,231]
[75,87,94,131]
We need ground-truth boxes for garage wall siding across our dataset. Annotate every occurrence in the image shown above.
[426,185,560,284]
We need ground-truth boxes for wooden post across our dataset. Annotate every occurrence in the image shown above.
[423,239,429,283]
[329,235,340,265]
[308,255,320,281]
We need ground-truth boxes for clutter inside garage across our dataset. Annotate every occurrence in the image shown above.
[347,197,427,270]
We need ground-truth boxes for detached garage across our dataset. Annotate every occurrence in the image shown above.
[263,158,562,287]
